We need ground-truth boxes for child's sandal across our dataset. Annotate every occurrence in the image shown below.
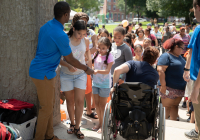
[74,127,84,139]
[67,124,75,134]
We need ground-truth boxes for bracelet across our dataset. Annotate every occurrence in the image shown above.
[84,66,89,72]
[184,68,190,71]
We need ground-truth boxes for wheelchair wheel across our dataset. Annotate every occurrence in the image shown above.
[158,103,166,140]
[102,100,114,140]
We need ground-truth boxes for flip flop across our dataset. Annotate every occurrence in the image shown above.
[92,126,100,131]
[84,112,98,119]
[84,108,95,111]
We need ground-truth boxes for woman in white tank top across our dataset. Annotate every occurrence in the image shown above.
[60,20,92,139]
[133,28,145,47]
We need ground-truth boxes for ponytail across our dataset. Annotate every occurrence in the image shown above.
[104,42,112,65]
[92,51,99,64]
[67,27,74,37]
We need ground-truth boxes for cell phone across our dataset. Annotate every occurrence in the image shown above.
[166,90,169,95]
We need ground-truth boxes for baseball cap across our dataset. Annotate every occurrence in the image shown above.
[122,20,129,28]
[147,23,152,26]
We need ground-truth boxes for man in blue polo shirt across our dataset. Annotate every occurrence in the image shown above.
[183,0,200,139]
[29,2,93,140]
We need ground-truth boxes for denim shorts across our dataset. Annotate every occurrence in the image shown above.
[60,72,87,92]
[92,86,110,97]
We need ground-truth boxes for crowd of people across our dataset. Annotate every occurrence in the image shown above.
[28,1,200,140]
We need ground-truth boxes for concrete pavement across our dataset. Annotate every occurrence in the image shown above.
[54,100,195,140]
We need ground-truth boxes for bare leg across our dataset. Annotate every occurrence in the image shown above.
[64,90,75,125]
[93,94,101,129]
[170,97,182,120]
[91,93,96,109]
[97,96,108,133]
[85,92,92,115]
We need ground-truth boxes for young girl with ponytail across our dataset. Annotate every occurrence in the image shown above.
[91,37,114,133]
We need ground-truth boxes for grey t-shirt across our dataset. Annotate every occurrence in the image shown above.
[110,43,133,80]
[162,31,171,43]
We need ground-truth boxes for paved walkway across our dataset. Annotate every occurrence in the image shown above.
[54,100,195,140]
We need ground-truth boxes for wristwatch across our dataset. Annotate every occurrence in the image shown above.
[184,68,190,71]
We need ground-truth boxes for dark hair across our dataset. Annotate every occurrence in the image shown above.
[145,28,151,34]
[54,2,70,19]
[163,38,184,50]
[114,26,126,35]
[99,29,109,37]
[166,26,169,30]
[126,23,133,33]
[123,37,132,46]
[118,23,123,27]
[134,44,143,51]
[143,46,159,65]
[89,26,95,31]
[154,46,160,52]
[92,37,112,65]
[109,33,112,38]
[193,0,200,7]
[71,12,89,26]
[136,28,144,36]
[67,20,87,37]
[139,23,142,26]
[103,25,105,28]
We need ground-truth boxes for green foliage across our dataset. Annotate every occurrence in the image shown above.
[116,0,147,17]
[58,0,101,12]
[146,0,193,18]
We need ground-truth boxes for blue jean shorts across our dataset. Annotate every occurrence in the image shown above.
[60,72,87,92]
[92,86,110,97]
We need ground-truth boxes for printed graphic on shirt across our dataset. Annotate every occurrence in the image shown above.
[73,49,84,63]
[111,43,122,60]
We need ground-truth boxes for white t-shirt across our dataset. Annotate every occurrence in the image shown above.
[95,18,99,24]
[87,29,96,50]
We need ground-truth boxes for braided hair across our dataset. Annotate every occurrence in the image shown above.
[92,37,112,65]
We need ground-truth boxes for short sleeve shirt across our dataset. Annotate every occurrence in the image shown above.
[157,53,186,90]
[125,60,159,88]
[29,18,72,80]
[87,29,96,50]
[149,34,157,46]
[173,34,190,54]
[188,25,200,81]
[92,53,114,88]
[152,31,162,39]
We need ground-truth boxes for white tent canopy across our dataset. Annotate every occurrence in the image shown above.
[70,10,77,20]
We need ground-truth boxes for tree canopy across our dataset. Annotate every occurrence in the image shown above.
[59,0,101,12]
[146,0,193,18]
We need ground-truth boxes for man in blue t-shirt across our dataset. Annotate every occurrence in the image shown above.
[29,2,93,140]
[183,0,200,139]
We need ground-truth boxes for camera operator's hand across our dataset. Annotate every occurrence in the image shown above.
[85,67,94,75]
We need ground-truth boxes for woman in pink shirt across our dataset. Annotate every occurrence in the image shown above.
[144,28,158,46]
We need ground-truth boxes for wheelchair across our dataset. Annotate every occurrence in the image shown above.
[101,82,165,140]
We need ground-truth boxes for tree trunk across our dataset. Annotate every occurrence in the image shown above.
[124,0,127,19]
[0,0,61,126]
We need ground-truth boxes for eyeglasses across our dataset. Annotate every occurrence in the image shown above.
[178,46,184,50]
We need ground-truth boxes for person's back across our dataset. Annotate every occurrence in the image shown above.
[125,60,159,88]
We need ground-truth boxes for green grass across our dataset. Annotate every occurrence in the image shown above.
[95,21,190,34]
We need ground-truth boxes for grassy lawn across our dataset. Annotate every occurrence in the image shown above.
[95,22,189,34]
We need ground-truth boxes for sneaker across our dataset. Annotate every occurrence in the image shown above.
[182,101,187,108]
[187,116,191,122]
[184,129,198,139]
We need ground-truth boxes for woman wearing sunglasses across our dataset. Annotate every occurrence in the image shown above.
[157,38,186,121]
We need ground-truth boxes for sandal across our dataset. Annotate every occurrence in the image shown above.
[84,108,95,111]
[84,112,98,119]
[74,127,84,139]
[67,124,75,134]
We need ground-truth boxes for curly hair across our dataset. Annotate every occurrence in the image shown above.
[143,46,159,65]
[163,38,184,50]
[71,12,89,26]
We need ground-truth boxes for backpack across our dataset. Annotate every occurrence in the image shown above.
[0,123,11,140]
